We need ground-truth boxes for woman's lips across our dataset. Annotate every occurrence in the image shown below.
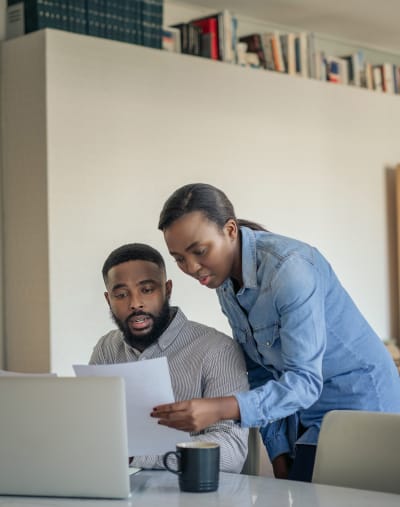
[198,275,211,286]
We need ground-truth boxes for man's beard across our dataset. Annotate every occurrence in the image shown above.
[111,299,171,351]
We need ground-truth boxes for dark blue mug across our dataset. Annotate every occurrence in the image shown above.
[163,441,220,492]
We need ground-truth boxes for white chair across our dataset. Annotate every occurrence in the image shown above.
[312,410,400,494]
[241,427,274,477]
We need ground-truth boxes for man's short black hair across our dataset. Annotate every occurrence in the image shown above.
[102,243,166,282]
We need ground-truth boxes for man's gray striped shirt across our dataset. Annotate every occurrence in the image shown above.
[90,307,249,473]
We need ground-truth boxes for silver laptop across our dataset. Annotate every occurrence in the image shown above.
[0,376,131,498]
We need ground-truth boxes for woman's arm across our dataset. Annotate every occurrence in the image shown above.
[151,396,240,431]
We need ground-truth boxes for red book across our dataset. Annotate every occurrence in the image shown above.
[191,16,219,60]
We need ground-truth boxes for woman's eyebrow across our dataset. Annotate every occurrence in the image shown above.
[170,241,200,256]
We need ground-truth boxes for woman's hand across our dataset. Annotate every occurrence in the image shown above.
[151,396,240,432]
[272,453,291,479]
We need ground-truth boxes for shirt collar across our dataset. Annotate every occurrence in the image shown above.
[219,226,258,293]
[238,226,258,290]
[156,307,187,351]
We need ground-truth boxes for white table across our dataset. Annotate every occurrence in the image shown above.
[0,471,399,506]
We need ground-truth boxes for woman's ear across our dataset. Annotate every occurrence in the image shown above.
[224,218,239,241]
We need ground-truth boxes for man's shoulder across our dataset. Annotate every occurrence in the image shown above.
[182,317,238,349]
[94,329,125,349]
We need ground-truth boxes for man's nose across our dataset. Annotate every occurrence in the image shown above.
[129,293,144,310]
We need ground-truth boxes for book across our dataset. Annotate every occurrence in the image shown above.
[314,50,327,81]
[7,0,64,37]
[373,65,384,92]
[217,9,233,63]
[340,51,365,86]
[6,0,25,39]
[269,32,285,72]
[68,0,87,34]
[236,41,248,67]
[245,52,260,68]
[162,26,181,53]
[327,60,340,83]
[294,32,309,77]
[280,32,296,75]
[394,66,400,94]
[260,33,275,71]
[382,62,395,93]
[188,23,201,56]
[239,34,266,69]
[140,0,163,49]
[170,23,189,54]
[326,56,349,85]
[365,62,374,90]
[191,15,219,60]
[307,32,316,79]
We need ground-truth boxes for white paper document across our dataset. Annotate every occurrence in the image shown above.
[73,358,187,456]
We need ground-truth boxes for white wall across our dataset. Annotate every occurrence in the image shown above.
[2,29,400,375]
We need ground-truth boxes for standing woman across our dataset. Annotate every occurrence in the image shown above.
[152,183,400,482]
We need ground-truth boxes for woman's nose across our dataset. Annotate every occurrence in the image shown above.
[186,258,201,276]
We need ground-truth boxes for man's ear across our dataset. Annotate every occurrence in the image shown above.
[104,292,111,307]
[166,280,173,300]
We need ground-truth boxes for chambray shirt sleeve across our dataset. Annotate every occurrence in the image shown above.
[259,420,290,461]
[234,254,325,435]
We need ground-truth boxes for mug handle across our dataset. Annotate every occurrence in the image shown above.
[163,451,181,475]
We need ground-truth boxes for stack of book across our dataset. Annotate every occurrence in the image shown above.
[234,29,400,94]
[6,0,163,49]
[323,52,399,93]
[162,9,237,64]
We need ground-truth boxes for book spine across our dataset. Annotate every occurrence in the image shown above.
[153,0,163,49]
[373,65,383,92]
[231,15,238,64]
[296,32,309,78]
[140,0,150,47]
[24,0,38,33]
[6,0,26,38]
[261,33,275,71]
[307,32,316,79]
[382,62,395,93]
[192,17,219,60]
[87,0,99,37]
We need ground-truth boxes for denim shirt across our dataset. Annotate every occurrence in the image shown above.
[216,227,400,461]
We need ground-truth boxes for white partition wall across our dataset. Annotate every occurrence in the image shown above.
[1,29,400,374]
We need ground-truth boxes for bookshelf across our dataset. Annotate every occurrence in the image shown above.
[163,1,400,91]
[1,28,400,374]
[165,1,400,65]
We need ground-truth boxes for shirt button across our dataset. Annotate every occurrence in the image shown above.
[266,341,271,346]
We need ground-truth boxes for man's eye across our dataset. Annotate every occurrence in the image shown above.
[141,287,154,294]
[174,257,184,264]
[114,293,127,299]
[194,249,206,256]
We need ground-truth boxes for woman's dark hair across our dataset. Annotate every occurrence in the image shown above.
[158,183,267,232]
[102,243,166,282]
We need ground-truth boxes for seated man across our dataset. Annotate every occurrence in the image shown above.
[90,243,249,473]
